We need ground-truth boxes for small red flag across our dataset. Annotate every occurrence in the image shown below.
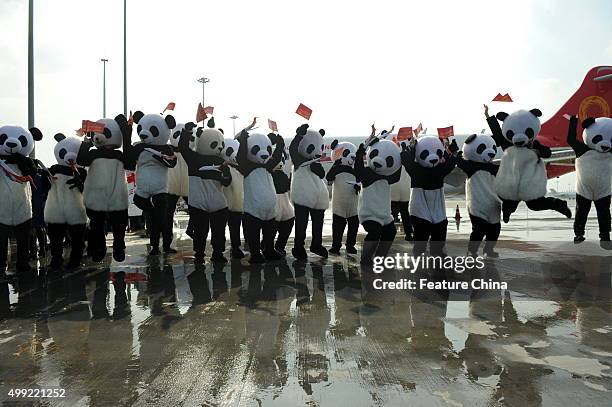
[204,106,214,115]
[414,123,423,136]
[492,93,513,102]
[81,120,105,134]
[437,125,454,139]
[127,110,134,127]
[296,103,312,120]
[397,127,413,141]
[163,102,176,113]
[196,103,207,123]
[268,119,278,132]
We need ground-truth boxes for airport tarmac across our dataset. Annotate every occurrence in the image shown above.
[0,199,611,406]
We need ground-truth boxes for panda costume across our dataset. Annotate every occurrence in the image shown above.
[390,139,413,241]
[179,119,231,264]
[567,115,611,249]
[456,134,502,257]
[165,122,190,250]
[355,139,401,264]
[126,111,177,255]
[326,141,360,255]
[271,150,294,256]
[0,125,42,274]
[221,138,246,259]
[44,134,88,269]
[235,130,285,263]
[289,124,329,259]
[486,108,571,222]
[401,135,458,256]
[77,114,130,262]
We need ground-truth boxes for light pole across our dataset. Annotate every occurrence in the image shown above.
[101,58,108,117]
[230,115,238,136]
[28,0,34,157]
[197,77,210,107]
[123,0,127,116]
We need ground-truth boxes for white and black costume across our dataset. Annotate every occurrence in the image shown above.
[165,123,190,251]
[272,151,294,256]
[390,165,413,241]
[221,138,246,259]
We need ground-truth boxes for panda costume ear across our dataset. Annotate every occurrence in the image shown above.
[54,133,66,142]
[114,114,130,137]
[219,128,224,134]
[132,111,145,124]
[207,117,215,128]
[330,139,338,150]
[465,134,477,144]
[165,114,177,130]
[369,137,380,146]
[496,112,509,122]
[195,127,204,138]
[582,117,596,129]
[529,108,542,118]
[319,129,326,136]
[30,127,43,141]
[296,124,309,136]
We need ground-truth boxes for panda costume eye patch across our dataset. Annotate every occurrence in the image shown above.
[506,130,514,138]
[419,150,429,160]
[436,149,443,158]
[525,128,534,137]
[369,149,379,159]
[251,145,260,154]
[306,144,315,154]
[18,136,28,147]
[173,131,180,139]
[225,147,234,156]
[267,146,272,154]
[342,149,350,157]
[59,148,67,159]
[0,134,6,144]
[211,141,218,149]
[592,135,603,144]
[150,127,159,137]
[103,128,113,139]
[476,144,486,154]
[386,156,394,167]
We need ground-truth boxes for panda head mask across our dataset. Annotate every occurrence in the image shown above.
[496,109,542,147]
[414,136,444,168]
[247,133,273,164]
[0,125,42,156]
[169,123,188,148]
[366,139,401,176]
[91,115,129,149]
[334,141,357,166]
[296,124,325,160]
[53,133,82,166]
[133,111,176,146]
[195,117,224,156]
[222,138,240,164]
[462,134,498,163]
[582,117,612,153]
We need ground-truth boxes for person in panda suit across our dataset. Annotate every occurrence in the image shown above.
[179,119,231,264]
[567,115,611,249]
[125,111,177,255]
[355,137,402,264]
[0,125,43,274]
[77,114,130,262]
[390,138,413,241]
[221,137,246,259]
[456,134,502,257]
[326,141,360,255]
[289,124,329,259]
[484,105,571,222]
[165,122,190,251]
[235,129,285,263]
[271,150,295,256]
[44,134,88,269]
[401,135,458,256]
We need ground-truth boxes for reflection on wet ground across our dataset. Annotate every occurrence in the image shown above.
[0,214,611,406]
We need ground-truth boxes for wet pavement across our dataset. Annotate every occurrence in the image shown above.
[0,201,611,406]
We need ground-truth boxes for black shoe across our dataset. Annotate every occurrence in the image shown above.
[502,212,511,224]
[574,235,585,244]
[263,249,282,261]
[310,245,328,258]
[249,253,265,264]
[292,247,307,260]
[484,250,499,258]
[91,250,106,262]
[231,248,245,259]
[346,246,357,255]
[163,247,178,254]
[329,247,341,255]
[149,247,161,256]
[113,248,126,262]
[211,253,228,263]
[559,202,572,219]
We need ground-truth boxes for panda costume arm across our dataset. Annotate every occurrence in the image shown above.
[566,115,590,158]
[236,130,257,176]
[265,133,285,172]
[289,125,308,167]
[486,115,513,151]
[355,143,384,187]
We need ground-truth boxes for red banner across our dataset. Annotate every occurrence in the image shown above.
[397,127,413,141]
[268,119,278,132]
[163,102,176,113]
[204,106,214,115]
[437,125,454,139]
[196,103,207,123]
[492,93,513,102]
[296,103,312,120]
[81,120,105,134]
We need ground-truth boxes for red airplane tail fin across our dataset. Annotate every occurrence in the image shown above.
[538,66,612,147]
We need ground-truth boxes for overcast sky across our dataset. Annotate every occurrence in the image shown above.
[1,0,612,164]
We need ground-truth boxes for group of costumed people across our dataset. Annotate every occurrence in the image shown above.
[0,105,610,274]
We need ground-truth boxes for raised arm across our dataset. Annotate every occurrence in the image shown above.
[178,122,200,165]
[484,105,512,150]
[289,124,308,167]
[566,115,589,157]
[266,134,285,171]
[76,139,94,166]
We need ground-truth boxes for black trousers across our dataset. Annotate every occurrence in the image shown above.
[391,201,412,237]
[411,216,448,256]
[0,220,31,273]
[332,214,359,250]
[243,213,275,256]
[502,197,567,219]
[274,218,294,252]
[228,210,244,250]
[47,223,86,266]
[86,208,128,260]
[468,214,501,253]
[163,194,186,249]
[294,204,325,249]
[362,220,396,243]
[189,206,227,257]
[134,193,168,249]
[574,194,611,239]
